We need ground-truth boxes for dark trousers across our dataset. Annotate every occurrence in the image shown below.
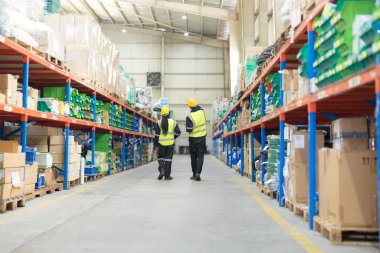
[157,144,174,177]
[189,138,206,175]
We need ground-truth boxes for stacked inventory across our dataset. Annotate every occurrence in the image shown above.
[95,134,112,172]
[43,0,60,14]
[49,135,81,182]
[250,89,261,122]
[70,89,93,121]
[318,117,377,229]
[105,103,122,129]
[311,1,375,88]
[282,70,308,105]
[211,98,230,128]
[265,135,279,191]
[126,112,134,131]
[0,141,26,202]
[264,73,280,115]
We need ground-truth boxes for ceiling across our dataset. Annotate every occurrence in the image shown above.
[60,0,238,47]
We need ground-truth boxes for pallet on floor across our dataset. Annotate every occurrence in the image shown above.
[0,196,25,213]
[8,37,45,58]
[257,182,278,200]
[286,201,309,222]
[26,183,64,202]
[313,216,379,246]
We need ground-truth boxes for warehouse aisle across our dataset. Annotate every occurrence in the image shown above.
[0,156,377,253]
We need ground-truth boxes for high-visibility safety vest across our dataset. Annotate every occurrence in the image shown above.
[158,119,176,146]
[189,110,207,138]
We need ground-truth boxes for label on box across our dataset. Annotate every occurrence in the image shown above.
[294,135,305,149]
[11,171,21,188]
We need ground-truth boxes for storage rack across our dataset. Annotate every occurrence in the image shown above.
[212,0,380,233]
[0,35,157,190]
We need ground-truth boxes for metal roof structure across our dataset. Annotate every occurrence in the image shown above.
[60,0,238,47]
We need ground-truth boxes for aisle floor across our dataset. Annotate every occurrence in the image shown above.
[0,155,377,253]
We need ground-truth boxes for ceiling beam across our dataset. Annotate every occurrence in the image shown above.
[166,9,173,33]
[117,0,237,20]
[149,7,158,29]
[66,0,81,13]
[98,0,116,23]
[101,24,228,48]
[115,1,129,24]
[79,0,101,23]
[132,4,144,28]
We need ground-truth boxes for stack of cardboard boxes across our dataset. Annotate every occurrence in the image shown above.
[0,140,27,200]
[318,117,378,228]
[0,74,39,109]
[50,135,81,182]
[236,109,251,130]
[282,70,308,105]
[284,126,324,205]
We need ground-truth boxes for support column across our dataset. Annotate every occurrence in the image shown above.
[122,134,126,171]
[132,136,135,168]
[250,130,255,182]
[375,79,380,244]
[91,127,95,166]
[229,135,233,167]
[140,137,143,166]
[308,102,317,229]
[234,134,238,167]
[22,56,29,108]
[64,123,70,190]
[161,36,165,97]
[279,54,286,207]
[108,131,112,176]
[126,137,129,169]
[226,137,229,166]
[261,123,266,186]
[279,113,286,207]
[21,115,27,152]
[240,133,244,176]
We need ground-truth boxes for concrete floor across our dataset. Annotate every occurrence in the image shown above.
[0,155,377,253]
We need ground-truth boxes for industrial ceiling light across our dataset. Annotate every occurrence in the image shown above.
[182,15,187,20]
[122,29,127,33]
[184,32,189,36]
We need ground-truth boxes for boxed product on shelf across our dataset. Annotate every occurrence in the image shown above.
[36,153,52,168]
[332,117,370,150]
[318,148,378,228]
[5,126,63,136]
[0,140,21,153]
[0,151,26,200]
[25,162,38,194]
[289,130,325,164]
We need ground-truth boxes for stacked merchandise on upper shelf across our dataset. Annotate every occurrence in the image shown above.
[262,135,280,191]
[264,73,281,115]
[43,0,60,14]
[307,0,377,89]
[250,88,261,122]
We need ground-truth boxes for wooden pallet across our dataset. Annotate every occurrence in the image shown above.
[26,183,64,201]
[313,216,379,246]
[68,179,80,189]
[257,182,278,200]
[286,201,309,222]
[8,37,45,58]
[45,53,70,72]
[0,196,26,213]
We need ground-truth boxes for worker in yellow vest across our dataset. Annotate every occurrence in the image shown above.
[154,106,181,180]
[186,98,207,181]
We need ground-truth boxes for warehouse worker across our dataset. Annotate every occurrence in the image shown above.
[154,106,181,180]
[186,98,207,181]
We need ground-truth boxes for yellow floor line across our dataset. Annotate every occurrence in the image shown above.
[0,172,126,224]
[232,176,322,253]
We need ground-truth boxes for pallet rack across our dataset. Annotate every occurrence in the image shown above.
[212,0,380,234]
[0,35,157,190]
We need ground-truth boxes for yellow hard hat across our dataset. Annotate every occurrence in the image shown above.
[161,106,170,116]
[187,98,198,107]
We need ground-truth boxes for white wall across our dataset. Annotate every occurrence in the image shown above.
[103,28,226,153]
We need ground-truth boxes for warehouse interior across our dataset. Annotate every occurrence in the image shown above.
[0,0,380,252]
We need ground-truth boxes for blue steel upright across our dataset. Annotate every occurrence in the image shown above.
[140,138,143,166]
[91,92,96,168]
[22,56,29,108]
[279,54,286,207]
[229,135,232,167]
[122,134,126,171]
[64,123,70,190]
[376,80,380,246]
[240,134,244,176]
[234,134,238,166]
[260,78,266,186]
[250,131,255,182]
[226,137,229,166]
[307,20,317,230]
[108,132,112,176]
[132,136,135,168]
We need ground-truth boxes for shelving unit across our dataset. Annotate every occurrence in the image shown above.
[0,35,157,190]
[212,0,380,234]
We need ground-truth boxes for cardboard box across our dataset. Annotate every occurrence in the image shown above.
[52,153,76,163]
[36,153,53,168]
[25,183,35,195]
[332,117,368,139]
[25,163,38,185]
[0,141,21,153]
[288,163,308,204]
[0,74,18,91]
[34,145,49,153]
[0,167,25,184]
[49,144,75,154]
[50,135,75,145]
[27,136,48,146]
[333,138,369,151]
[0,153,25,167]
[290,130,324,164]
[0,94,5,104]
[318,149,378,228]
[4,126,63,136]
[43,168,56,186]
[76,144,82,154]
[0,182,24,200]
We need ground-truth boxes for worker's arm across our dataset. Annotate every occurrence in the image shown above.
[174,123,181,139]
[154,125,160,147]
[186,116,193,133]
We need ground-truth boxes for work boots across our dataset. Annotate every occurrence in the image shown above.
[158,160,165,180]
[195,173,201,181]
